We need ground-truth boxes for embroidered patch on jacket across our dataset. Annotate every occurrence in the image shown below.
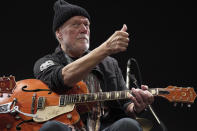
[40,60,55,71]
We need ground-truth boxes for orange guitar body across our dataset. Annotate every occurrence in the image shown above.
[1,78,196,131]
[0,79,88,131]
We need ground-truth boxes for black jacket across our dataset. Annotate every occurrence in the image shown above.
[33,46,131,121]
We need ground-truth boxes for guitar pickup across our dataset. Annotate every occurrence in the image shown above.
[59,95,65,106]
[37,97,45,110]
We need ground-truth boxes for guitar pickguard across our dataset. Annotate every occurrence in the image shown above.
[33,104,75,122]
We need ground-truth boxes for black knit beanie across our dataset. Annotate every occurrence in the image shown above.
[53,0,90,33]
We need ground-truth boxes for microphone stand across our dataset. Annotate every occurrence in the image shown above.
[126,58,167,131]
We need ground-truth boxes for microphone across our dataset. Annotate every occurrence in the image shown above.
[127,58,168,131]
[126,59,131,89]
[126,58,139,89]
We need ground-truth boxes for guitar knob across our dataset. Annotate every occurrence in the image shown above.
[181,103,183,107]
[6,123,12,129]
[187,104,191,108]
[67,114,72,119]
[15,115,21,120]
[173,103,177,107]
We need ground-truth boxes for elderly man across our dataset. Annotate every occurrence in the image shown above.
[33,0,154,131]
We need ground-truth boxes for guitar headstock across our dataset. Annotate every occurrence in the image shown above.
[158,86,196,104]
[0,76,16,93]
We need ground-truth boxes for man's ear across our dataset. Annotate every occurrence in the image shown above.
[56,29,62,40]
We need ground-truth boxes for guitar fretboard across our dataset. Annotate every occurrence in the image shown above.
[59,88,167,106]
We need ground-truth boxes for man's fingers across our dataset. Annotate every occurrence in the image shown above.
[141,85,148,90]
[132,88,144,104]
[117,36,129,43]
[128,93,141,108]
[121,24,127,32]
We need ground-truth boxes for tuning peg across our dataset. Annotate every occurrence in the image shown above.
[173,103,177,107]
[187,104,191,108]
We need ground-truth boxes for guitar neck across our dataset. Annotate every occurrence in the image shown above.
[59,88,166,106]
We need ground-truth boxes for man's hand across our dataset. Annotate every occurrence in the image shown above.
[128,85,154,114]
[103,24,130,55]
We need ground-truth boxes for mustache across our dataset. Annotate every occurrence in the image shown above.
[77,34,89,40]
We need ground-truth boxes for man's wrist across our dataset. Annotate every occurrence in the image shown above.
[126,103,136,118]
[133,106,147,116]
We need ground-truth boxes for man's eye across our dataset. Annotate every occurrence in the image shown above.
[85,24,89,27]
[73,23,80,27]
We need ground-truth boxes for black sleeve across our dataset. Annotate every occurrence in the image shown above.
[33,56,72,93]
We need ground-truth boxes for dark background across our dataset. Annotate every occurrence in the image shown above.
[0,0,196,130]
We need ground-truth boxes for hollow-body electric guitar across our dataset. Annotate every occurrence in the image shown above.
[0,77,196,131]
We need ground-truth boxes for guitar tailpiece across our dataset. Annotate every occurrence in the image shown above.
[12,106,38,118]
[0,98,18,114]
[3,98,38,118]
[0,102,12,113]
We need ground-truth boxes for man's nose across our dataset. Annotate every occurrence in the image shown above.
[79,24,89,34]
